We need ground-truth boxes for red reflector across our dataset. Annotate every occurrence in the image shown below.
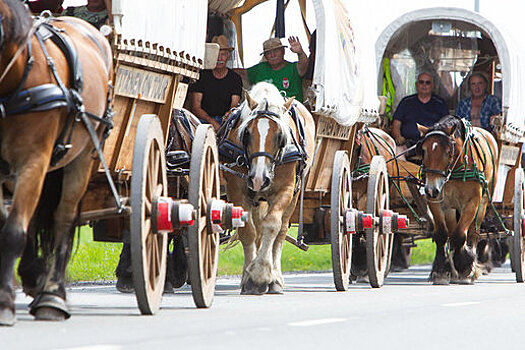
[156,199,172,232]
[362,214,373,229]
[231,206,243,219]
[397,215,408,229]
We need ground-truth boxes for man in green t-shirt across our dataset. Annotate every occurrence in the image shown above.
[245,37,308,102]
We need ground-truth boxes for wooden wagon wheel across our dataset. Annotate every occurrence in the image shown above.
[130,115,168,315]
[187,124,220,308]
[513,168,525,282]
[366,156,391,288]
[331,151,352,291]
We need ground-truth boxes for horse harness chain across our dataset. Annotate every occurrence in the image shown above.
[218,104,309,194]
[0,16,113,166]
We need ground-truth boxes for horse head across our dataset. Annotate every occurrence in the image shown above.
[417,115,464,199]
[238,82,294,192]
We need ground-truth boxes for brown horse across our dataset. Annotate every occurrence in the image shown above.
[221,82,315,294]
[417,115,498,284]
[0,1,112,325]
[351,126,396,281]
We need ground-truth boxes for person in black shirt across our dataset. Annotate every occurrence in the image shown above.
[392,72,449,147]
[191,35,242,131]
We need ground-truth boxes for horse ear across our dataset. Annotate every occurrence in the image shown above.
[283,96,295,111]
[244,89,257,110]
[446,124,457,136]
[417,123,429,137]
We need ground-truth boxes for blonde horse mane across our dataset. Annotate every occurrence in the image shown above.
[237,82,292,145]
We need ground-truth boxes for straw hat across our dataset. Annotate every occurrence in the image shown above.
[261,38,287,55]
[211,35,234,51]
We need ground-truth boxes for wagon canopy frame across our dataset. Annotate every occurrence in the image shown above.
[375,7,525,143]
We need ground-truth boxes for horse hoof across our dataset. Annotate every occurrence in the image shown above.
[0,308,15,326]
[432,279,450,286]
[34,307,68,321]
[267,282,283,294]
[430,272,450,285]
[451,278,474,285]
[241,278,268,295]
[30,293,70,321]
[116,275,134,293]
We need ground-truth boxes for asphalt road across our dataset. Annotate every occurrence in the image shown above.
[3,263,525,350]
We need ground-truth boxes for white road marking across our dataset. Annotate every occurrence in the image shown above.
[57,346,122,350]
[288,318,346,327]
[442,301,480,307]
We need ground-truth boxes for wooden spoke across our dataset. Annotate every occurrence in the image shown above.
[331,151,352,291]
[366,156,391,288]
[130,115,168,315]
[187,125,220,308]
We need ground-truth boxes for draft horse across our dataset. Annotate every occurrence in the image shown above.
[219,82,315,294]
[417,115,498,284]
[351,126,396,280]
[0,0,113,325]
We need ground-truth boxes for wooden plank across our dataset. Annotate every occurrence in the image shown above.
[114,99,159,171]
[306,137,342,191]
[102,94,134,170]
[114,64,173,104]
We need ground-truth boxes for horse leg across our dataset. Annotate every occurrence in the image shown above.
[0,158,49,326]
[30,147,95,321]
[239,207,260,294]
[450,198,482,284]
[268,194,299,294]
[428,203,451,285]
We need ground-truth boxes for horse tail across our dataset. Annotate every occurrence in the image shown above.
[32,168,65,258]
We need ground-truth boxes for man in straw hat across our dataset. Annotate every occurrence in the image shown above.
[245,36,308,101]
[191,35,242,131]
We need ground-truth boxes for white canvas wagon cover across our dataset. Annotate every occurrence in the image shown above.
[112,0,208,64]
[311,0,379,126]
[375,7,525,143]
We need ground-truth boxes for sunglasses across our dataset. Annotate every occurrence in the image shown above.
[418,80,432,85]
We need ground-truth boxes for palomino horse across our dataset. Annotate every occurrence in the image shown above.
[221,82,315,294]
[0,1,112,325]
[351,126,396,280]
[417,115,498,284]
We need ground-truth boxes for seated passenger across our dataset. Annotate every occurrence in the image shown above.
[238,36,308,102]
[63,0,109,29]
[392,72,449,147]
[455,71,501,131]
[190,35,242,131]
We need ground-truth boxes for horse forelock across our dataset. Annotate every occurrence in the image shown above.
[429,115,465,140]
[0,0,32,46]
[238,82,291,146]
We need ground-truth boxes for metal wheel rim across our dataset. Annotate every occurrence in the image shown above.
[130,115,168,315]
[331,151,352,291]
[514,168,525,282]
[187,125,220,307]
[366,156,390,288]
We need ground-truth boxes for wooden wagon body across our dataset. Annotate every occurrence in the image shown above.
[74,0,246,314]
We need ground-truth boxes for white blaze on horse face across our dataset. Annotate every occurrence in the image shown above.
[252,119,270,191]
[432,142,439,151]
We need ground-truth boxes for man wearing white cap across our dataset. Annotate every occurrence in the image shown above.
[247,36,308,101]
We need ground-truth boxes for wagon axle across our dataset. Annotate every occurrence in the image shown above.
[344,208,409,235]
[154,197,195,233]
[209,199,248,233]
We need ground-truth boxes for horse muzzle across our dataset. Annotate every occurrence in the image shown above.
[247,171,272,192]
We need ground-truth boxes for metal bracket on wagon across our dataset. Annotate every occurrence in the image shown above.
[344,209,376,234]
[378,209,409,234]
[154,197,195,233]
[208,199,248,233]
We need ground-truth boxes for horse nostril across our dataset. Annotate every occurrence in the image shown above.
[262,176,271,190]
[425,186,438,199]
